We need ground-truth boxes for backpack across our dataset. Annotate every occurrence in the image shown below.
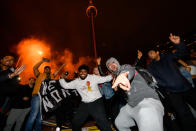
[135,66,165,99]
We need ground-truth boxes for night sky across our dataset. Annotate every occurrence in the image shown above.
[0,0,196,65]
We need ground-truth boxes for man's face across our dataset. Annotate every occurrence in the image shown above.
[1,56,15,67]
[79,69,88,80]
[148,50,159,60]
[93,67,100,76]
[44,67,51,74]
[107,62,118,72]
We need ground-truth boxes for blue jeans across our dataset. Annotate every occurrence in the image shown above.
[99,82,114,100]
[179,67,195,88]
[25,95,41,131]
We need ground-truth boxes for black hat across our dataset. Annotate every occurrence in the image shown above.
[78,64,89,72]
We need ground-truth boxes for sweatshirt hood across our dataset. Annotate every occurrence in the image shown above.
[106,57,121,75]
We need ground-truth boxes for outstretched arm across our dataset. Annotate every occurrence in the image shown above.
[93,74,113,84]
[33,58,50,78]
[59,78,77,89]
[112,65,135,91]
[112,72,131,91]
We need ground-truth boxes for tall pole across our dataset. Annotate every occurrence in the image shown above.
[86,0,98,59]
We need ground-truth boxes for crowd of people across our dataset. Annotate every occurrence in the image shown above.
[0,33,196,131]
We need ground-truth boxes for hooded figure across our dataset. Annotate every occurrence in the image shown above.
[106,57,121,75]
[106,57,133,80]
[106,57,164,131]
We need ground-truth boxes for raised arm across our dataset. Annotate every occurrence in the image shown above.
[33,58,50,78]
[133,50,143,66]
[169,33,186,60]
[112,72,131,91]
[9,64,26,77]
[96,57,106,76]
[0,65,26,82]
[111,64,136,91]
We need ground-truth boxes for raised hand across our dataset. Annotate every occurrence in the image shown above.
[14,64,26,75]
[137,50,143,60]
[96,57,101,65]
[169,33,180,44]
[9,65,26,78]
[112,72,131,91]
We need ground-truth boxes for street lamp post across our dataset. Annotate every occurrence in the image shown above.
[86,0,98,59]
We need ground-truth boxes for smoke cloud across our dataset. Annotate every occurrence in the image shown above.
[15,37,95,84]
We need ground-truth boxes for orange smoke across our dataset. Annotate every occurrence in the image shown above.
[15,38,96,84]
[56,49,95,79]
[16,38,51,84]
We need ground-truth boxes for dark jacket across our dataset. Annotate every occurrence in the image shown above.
[148,42,191,92]
[0,68,21,96]
[12,85,33,109]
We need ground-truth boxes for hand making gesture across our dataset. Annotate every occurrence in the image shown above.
[112,72,131,91]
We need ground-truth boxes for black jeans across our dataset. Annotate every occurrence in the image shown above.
[168,88,196,131]
[72,98,113,131]
[55,99,73,128]
[104,94,122,121]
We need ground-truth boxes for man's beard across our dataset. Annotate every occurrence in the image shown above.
[110,68,119,76]
[80,75,87,80]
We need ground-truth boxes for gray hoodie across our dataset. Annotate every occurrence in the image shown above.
[106,57,160,107]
